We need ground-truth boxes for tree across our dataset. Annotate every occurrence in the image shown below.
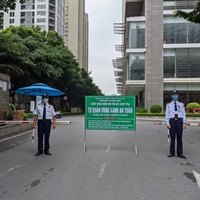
[174,0,200,24]
[0,0,26,11]
[0,26,103,109]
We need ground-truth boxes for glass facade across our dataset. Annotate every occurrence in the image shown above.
[163,0,196,10]
[128,53,145,80]
[164,48,200,78]
[164,16,200,44]
[128,21,145,49]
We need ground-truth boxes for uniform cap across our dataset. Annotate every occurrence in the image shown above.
[42,94,49,99]
[172,90,179,95]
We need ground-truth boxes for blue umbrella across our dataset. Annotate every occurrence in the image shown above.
[15,83,65,96]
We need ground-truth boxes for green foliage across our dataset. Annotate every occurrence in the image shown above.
[23,114,28,121]
[23,113,34,120]
[136,107,148,113]
[136,112,200,117]
[7,103,16,120]
[0,26,103,108]
[186,113,200,117]
[150,104,162,113]
[0,0,26,11]
[174,0,200,24]
[186,102,200,113]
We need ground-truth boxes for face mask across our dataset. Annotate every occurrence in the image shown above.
[172,95,178,101]
[43,98,48,104]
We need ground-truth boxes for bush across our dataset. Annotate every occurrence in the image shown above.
[150,104,162,113]
[136,107,148,113]
[7,103,16,120]
[186,102,200,113]
[24,113,34,120]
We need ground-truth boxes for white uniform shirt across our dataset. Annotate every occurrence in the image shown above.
[165,100,186,125]
[34,103,56,120]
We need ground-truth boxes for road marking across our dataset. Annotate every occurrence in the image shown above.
[106,145,111,153]
[98,163,106,178]
[0,130,32,143]
[0,165,20,178]
[193,170,200,189]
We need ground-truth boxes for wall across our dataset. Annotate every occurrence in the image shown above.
[145,0,164,111]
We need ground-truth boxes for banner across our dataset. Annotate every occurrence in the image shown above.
[85,96,136,131]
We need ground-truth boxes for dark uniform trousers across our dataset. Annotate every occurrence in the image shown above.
[169,118,183,155]
[38,120,52,152]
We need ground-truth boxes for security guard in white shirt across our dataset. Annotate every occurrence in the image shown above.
[32,94,56,156]
[165,90,186,159]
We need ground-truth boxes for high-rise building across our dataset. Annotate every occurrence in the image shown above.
[65,0,89,71]
[0,0,65,39]
[113,0,200,111]
[0,0,88,71]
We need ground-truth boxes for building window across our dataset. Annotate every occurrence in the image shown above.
[163,0,197,10]
[37,18,46,23]
[37,5,46,9]
[39,25,46,30]
[49,26,54,30]
[10,12,14,17]
[50,0,55,5]
[128,21,145,49]
[21,5,26,10]
[26,19,31,23]
[49,19,55,25]
[164,48,200,78]
[27,5,32,9]
[20,19,25,24]
[49,13,55,18]
[21,12,25,17]
[9,19,14,24]
[128,53,145,80]
[37,11,46,16]
[164,16,200,44]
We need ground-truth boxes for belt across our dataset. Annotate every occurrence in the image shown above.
[170,118,183,121]
[38,119,51,121]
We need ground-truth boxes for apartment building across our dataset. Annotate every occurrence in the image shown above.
[0,0,65,39]
[65,0,88,71]
[0,0,88,70]
[114,0,200,110]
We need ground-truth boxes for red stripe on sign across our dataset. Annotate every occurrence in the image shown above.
[21,122,30,124]
[0,122,6,124]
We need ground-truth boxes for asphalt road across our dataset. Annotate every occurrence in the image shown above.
[0,115,200,200]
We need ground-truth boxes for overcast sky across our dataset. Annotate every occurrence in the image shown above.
[85,0,122,95]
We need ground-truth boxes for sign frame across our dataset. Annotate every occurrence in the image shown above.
[83,96,137,155]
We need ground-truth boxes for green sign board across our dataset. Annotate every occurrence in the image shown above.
[85,96,136,131]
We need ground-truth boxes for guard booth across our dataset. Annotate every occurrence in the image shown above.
[0,64,23,120]
[0,72,10,120]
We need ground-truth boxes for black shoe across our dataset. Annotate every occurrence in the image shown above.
[35,151,43,156]
[178,154,186,159]
[44,151,52,155]
[167,154,174,158]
